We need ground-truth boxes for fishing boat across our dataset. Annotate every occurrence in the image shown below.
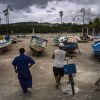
[30,36,48,55]
[53,36,79,52]
[93,34,100,44]
[79,34,93,43]
[0,35,12,51]
[53,35,68,46]
[63,42,78,52]
[92,34,100,57]
[92,42,100,57]
[53,35,61,46]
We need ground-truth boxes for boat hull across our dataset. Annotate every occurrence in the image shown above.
[30,45,45,52]
[92,42,100,57]
[63,42,78,51]
[0,40,12,52]
[30,36,48,55]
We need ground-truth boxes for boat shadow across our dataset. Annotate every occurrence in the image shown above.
[27,50,49,58]
[88,52,100,64]
[0,48,12,55]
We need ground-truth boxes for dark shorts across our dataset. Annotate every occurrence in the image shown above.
[53,67,64,77]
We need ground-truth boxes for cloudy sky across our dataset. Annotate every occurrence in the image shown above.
[0,0,100,24]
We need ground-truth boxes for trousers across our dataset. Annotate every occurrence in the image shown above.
[18,77,32,93]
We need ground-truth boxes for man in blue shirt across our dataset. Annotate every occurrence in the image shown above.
[12,48,35,94]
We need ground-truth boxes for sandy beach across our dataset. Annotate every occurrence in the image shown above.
[0,34,100,100]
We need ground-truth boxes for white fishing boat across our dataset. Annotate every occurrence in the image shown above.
[30,36,48,55]
[0,35,12,51]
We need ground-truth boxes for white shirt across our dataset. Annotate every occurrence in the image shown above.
[53,49,66,68]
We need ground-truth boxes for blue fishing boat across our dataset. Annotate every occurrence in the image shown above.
[30,36,48,55]
[63,42,78,52]
[92,42,100,57]
[93,34,100,44]
[54,36,79,52]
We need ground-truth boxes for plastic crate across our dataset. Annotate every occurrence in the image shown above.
[64,64,76,75]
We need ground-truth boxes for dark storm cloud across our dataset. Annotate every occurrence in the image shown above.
[0,0,100,11]
[51,7,56,11]
[67,0,100,5]
[46,7,56,13]
[0,0,100,23]
[0,0,63,10]
[1,0,99,10]
[46,11,52,13]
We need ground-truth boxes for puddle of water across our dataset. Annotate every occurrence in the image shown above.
[61,84,79,95]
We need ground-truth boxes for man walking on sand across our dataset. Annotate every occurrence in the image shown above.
[52,43,66,88]
[12,48,35,94]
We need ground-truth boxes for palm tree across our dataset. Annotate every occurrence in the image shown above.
[59,11,63,24]
[94,17,100,33]
[3,5,12,35]
[80,8,85,35]
[80,8,85,25]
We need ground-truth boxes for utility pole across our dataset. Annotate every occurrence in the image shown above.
[92,27,95,36]
[3,5,12,35]
[87,27,89,35]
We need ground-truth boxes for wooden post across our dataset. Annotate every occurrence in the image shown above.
[87,27,89,35]
[92,27,95,36]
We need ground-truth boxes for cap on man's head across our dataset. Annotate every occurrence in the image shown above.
[59,43,64,47]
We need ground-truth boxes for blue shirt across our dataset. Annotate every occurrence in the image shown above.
[12,54,35,78]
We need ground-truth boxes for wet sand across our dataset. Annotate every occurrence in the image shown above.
[0,34,100,100]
